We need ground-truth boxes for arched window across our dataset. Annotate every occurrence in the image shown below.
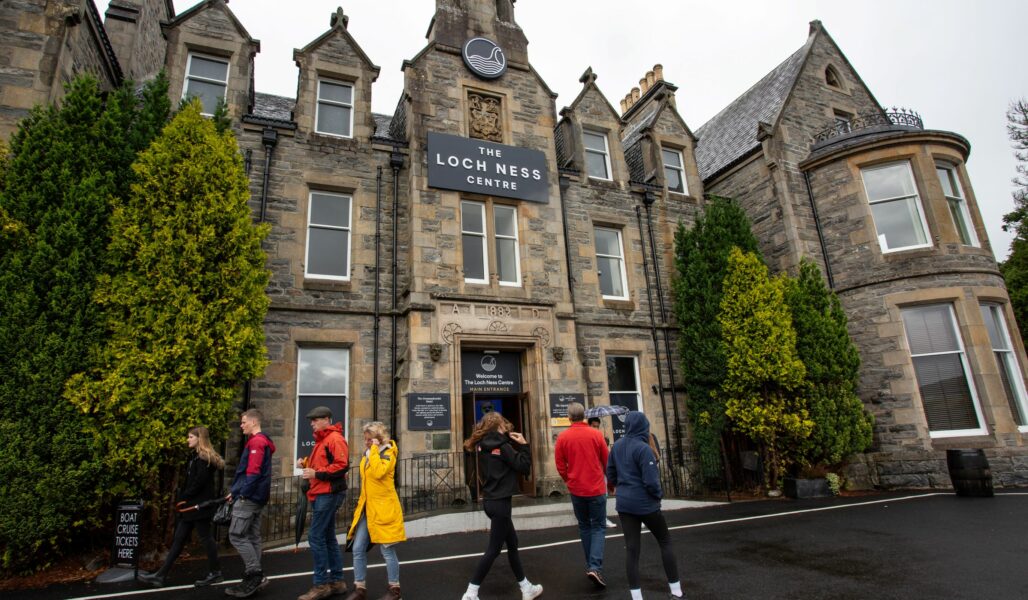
[825,65,843,89]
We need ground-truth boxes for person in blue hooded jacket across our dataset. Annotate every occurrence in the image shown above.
[606,411,683,599]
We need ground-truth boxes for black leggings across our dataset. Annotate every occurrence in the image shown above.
[470,498,525,585]
[158,518,220,575]
[619,510,678,589]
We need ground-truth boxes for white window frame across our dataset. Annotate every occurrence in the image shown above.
[461,200,489,284]
[607,354,643,411]
[493,204,521,287]
[861,161,933,253]
[662,147,688,195]
[936,163,979,247]
[315,79,354,138]
[594,226,629,300]
[182,53,229,116]
[304,191,353,281]
[902,304,987,438]
[980,303,1028,432]
[294,347,349,475]
[583,129,613,181]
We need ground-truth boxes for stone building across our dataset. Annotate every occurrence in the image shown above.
[697,21,1028,486]
[1,0,1025,490]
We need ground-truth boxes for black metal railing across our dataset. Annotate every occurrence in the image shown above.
[812,108,923,143]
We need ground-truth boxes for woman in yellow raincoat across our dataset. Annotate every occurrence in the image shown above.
[344,421,406,600]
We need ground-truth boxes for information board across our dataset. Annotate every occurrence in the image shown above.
[408,393,452,431]
[548,393,585,427]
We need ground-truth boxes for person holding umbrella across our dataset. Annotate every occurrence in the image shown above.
[138,426,224,588]
[296,406,350,600]
[606,411,684,599]
[343,421,406,600]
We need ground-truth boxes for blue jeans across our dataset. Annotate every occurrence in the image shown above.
[571,494,607,572]
[308,492,345,585]
[352,514,400,584]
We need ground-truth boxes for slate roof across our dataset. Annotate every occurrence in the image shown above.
[695,43,809,181]
[248,92,401,141]
[621,101,662,183]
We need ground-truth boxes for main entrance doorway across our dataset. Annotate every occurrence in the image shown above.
[460,349,535,496]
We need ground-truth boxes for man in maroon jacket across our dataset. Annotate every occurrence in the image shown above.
[554,402,610,588]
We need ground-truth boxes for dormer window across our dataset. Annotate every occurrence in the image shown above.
[583,130,612,180]
[316,79,354,138]
[825,65,843,89]
[662,147,687,194]
[183,53,229,116]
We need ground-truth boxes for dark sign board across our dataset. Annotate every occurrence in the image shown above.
[461,350,522,393]
[610,393,640,442]
[295,395,346,465]
[549,393,585,426]
[113,501,143,568]
[408,393,452,431]
[427,132,549,203]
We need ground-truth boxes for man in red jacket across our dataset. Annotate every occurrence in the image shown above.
[296,406,350,600]
[554,402,610,588]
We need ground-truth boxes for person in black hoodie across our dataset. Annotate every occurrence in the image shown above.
[606,411,683,600]
[460,412,543,600]
[138,426,225,588]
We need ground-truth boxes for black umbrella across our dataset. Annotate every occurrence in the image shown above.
[584,404,630,419]
[294,481,310,550]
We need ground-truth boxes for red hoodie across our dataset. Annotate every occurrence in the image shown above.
[306,422,349,501]
[554,422,609,497]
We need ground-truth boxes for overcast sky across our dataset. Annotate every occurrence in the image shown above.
[96,0,1028,260]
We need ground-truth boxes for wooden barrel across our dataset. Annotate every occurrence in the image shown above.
[946,449,994,497]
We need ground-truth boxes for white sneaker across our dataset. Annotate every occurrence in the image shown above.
[521,583,543,600]
[461,594,478,600]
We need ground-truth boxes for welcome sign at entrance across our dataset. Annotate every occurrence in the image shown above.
[427,132,549,203]
[461,350,522,393]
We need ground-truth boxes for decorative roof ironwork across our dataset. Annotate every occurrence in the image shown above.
[812,108,923,143]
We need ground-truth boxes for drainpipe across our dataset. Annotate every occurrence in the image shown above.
[636,205,680,495]
[558,174,577,309]
[803,170,835,289]
[258,128,278,223]
[642,192,684,469]
[373,167,383,420]
[389,150,405,436]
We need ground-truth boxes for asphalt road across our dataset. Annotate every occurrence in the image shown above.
[22,490,1028,600]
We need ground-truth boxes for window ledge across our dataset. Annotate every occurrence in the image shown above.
[601,298,635,311]
[587,178,619,190]
[303,278,352,292]
[929,434,996,450]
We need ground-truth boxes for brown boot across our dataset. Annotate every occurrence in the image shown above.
[376,585,401,600]
[342,586,367,600]
[329,580,349,596]
[298,583,335,600]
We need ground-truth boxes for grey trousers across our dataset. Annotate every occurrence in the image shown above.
[228,499,264,574]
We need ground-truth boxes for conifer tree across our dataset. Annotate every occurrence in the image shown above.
[65,101,270,507]
[672,197,761,477]
[718,248,811,489]
[783,259,873,466]
[0,75,168,572]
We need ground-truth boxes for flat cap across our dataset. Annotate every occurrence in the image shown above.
[305,405,332,419]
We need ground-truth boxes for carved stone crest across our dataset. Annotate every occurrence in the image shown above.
[468,92,503,142]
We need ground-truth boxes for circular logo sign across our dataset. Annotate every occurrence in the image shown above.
[480,355,498,372]
[462,37,507,79]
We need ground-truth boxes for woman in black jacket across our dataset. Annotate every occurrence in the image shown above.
[139,426,225,588]
[460,412,543,600]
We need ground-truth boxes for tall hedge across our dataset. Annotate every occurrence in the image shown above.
[672,197,761,477]
[0,75,168,572]
[65,101,270,512]
[718,248,811,488]
[783,259,873,466]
